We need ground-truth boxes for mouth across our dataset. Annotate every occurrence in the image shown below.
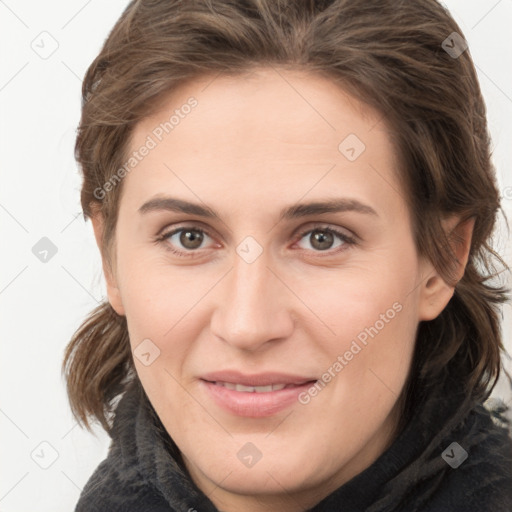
[199,371,317,417]
[209,382,302,392]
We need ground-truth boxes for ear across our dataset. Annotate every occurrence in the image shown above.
[90,212,126,316]
[417,215,475,321]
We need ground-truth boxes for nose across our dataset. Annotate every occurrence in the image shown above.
[210,249,294,352]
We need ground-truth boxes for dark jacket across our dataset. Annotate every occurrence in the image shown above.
[75,376,512,511]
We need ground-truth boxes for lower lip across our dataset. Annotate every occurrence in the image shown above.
[200,380,316,417]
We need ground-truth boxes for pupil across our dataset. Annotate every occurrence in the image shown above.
[181,230,203,249]
[312,230,333,250]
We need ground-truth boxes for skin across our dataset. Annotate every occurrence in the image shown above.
[91,67,474,511]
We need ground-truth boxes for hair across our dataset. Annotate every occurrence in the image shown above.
[62,0,510,434]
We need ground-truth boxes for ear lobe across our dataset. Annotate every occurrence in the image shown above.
[417,269,455,322]
[90,212,126,317]
[417,216,475,322]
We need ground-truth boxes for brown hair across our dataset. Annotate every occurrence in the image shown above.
[62,0,510,433]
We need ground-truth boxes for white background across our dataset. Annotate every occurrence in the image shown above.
[0,1,511,510]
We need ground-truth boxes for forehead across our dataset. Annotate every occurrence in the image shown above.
[134,67,385,152]
[120,67,406,220]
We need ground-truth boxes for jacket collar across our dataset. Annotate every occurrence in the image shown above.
[110,375,481,511]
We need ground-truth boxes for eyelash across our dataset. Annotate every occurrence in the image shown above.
[154,224,357,258]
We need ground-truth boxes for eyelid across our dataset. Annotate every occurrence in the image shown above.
[292,223,358,254]
[157,224,217,249]
[156,219,215,238]
[293,222,357,241]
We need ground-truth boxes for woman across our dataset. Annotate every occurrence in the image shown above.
[62,0,512,510]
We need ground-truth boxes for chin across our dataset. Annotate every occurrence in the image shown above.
[186,440,327,495]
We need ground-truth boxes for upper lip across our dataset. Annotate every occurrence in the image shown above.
[201,370,317,387]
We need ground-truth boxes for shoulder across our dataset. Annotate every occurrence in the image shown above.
[74,446,173,512]
[74,381,176,511]
[421,403,512,512]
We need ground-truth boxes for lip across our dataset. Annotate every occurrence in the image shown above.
[200,371,317,417]
[201,370,319,386]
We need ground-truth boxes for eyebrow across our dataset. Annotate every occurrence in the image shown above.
[138,196,378,221]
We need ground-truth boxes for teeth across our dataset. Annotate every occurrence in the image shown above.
[216,382,288,392]
[236,384,258,392]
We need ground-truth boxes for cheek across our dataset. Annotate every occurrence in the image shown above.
[117,259,217,397]
[118,253,201,333]
[308,255,419,395]
[317,292,416,395]
[311,262,417,347]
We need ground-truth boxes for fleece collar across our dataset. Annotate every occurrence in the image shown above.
[95,374,511,512]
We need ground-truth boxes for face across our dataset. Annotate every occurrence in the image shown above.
[94,67,455,511]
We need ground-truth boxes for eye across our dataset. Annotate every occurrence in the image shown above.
[295,226,356,254]
[156,226,215,257]
[155,224,357,258]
